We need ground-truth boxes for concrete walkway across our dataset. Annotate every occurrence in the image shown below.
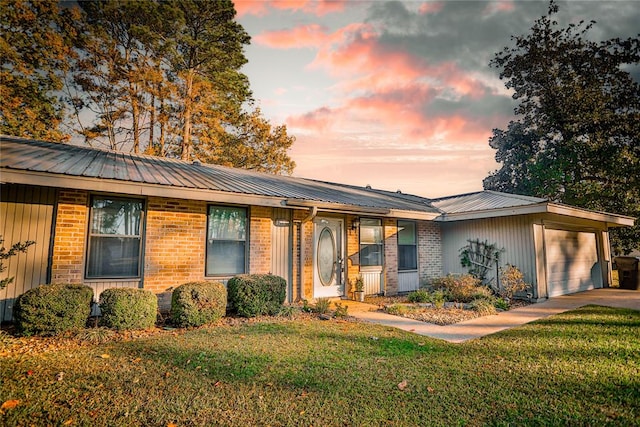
[339,288,640,343]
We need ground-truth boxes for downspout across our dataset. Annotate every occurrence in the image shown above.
[296,206,317,301]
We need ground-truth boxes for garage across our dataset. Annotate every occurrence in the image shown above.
[544,228,602,297]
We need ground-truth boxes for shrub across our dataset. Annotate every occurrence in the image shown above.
[314,298,331,314]
[99,288,157,330]
[494,298,509,311]
[227,274,286,318]
[430,290,446,308]
[407,289,430,303]
[14,283,93,336]
[171,281,227,327]
[469,298,497,316]
[333,302,349,318]
[385,304,410,316]
[499,264,530,300]
[430,274,484,303]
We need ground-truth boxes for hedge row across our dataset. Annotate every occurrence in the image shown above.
[12,274,287,336]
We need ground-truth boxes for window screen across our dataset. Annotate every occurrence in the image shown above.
[206,206,247,275]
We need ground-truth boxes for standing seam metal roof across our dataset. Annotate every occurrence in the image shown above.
[0,136,442,214]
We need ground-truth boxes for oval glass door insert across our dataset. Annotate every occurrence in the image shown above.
[317,227,335,286]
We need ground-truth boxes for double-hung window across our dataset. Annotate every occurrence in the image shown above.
[359,218,383,267]
[86,196,143,278]
[206,206,247,276]
[397,220,417,271]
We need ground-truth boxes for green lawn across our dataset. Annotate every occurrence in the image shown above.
[1,305,639,426]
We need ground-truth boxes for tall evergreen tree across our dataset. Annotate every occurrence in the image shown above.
[0,0,75,141]
[484,1,640,253]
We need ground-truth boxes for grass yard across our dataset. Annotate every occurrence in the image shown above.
[1,305,639,426]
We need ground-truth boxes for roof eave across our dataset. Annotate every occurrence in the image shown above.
[435,201,635,227]
[1,169,288,208]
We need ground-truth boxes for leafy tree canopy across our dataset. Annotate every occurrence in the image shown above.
[1,0,295,175]
[0,0,76,141]
[484,1,640,254]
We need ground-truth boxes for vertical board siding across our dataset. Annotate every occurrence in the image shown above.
[361,270,383,295]
[440,216,536,290]
[398,271,420,293]
[0,184,56,321]
[271,208,292,302]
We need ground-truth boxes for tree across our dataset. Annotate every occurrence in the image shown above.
[0,236,35,290]
[197,108,296,174]
[484,1,640,253]
[0,0,75,141]
[63,0,295,174]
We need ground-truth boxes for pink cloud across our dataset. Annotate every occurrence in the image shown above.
[235,0,347,17]
[483,1,515,15]
[418,2,444,15]
[254,22,375,50]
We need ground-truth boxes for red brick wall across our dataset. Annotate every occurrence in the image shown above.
[249,206,272,274]
[383,218,399,295]
[51,189,88,283]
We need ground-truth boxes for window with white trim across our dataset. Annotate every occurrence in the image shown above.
[398,220,417,271]
[86,196,143,278]
[206,206,247,276]
[359,218,383,267]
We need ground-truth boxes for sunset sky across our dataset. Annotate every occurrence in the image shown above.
[233,0,640,198]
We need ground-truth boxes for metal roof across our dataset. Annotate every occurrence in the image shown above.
[0,136,439,215]
[2,136,632,226]
[431,190,547,214]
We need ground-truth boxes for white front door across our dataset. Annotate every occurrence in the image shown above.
[313,217,344,298]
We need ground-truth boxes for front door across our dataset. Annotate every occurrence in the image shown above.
[313,217,344,298]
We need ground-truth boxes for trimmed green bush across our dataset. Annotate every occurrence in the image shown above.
[14,283,93,336]
[171,281,227,327]
[227,274,286,318]
[99,288,157,330]
[407,289,430,303]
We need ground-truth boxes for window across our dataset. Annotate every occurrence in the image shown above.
[359,218,383,267]
[86,196,143,278]
[206,206,247,276]
[398,220,417,271]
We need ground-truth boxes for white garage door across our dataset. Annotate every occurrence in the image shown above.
[544,229,602,297]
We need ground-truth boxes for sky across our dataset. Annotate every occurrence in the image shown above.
[232,0,640,198]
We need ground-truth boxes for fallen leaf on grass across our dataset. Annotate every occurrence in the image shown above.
[99,354,110,359]
[214,381,222,387]
[397,380,408,391]
[1,400,20,411]
[63,418,74,425]
[427,387,435,393]
[167,423,177,427]
[56,372,64,381]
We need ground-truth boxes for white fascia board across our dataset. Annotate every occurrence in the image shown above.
[433,201,635,227]
[434,203,548,222]
[1,169,288,208]
[388,209,440,221]
[546,204,635,227]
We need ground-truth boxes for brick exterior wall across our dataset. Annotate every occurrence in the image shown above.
[47,188,444,305]
[143,197,207,298]
[418,221,443,285]
[383,218,399,295]
[249,206,272,274]
[345,214,359,295]
[51,189,88,283]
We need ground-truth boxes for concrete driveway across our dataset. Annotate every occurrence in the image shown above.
[344,288,640,343]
